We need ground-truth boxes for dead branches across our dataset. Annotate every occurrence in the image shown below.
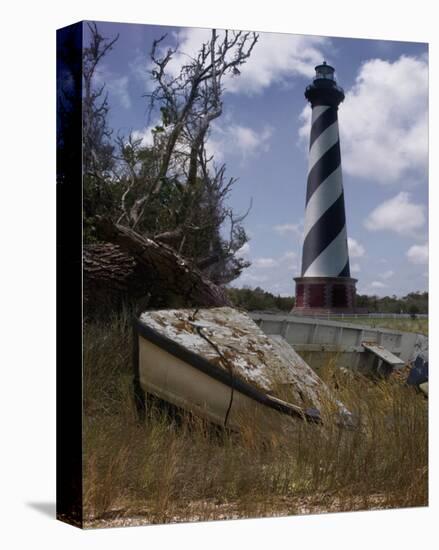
[121,28,259,230]
[95,218,232,307]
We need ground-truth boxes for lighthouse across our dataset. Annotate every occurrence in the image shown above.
[293,62,357,314]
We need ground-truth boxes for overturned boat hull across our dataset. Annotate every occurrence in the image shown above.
[136,328,316,431]
[134,307,350,430]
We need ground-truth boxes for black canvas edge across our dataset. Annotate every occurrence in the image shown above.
[56,21,84,528]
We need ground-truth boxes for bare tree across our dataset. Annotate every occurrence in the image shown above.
[82,22,119,176]
[118,28,259,230]
[82,23,121,241]
[83,25,258,310]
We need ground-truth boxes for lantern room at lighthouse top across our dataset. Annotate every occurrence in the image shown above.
[305,61,345,107]
[314,61,335,80]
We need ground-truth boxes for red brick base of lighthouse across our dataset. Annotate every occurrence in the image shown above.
[292,276,357,315]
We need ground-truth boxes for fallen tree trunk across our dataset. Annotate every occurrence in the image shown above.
[84,243,140,292]
[83,243,154,316]
[94,218,232,308]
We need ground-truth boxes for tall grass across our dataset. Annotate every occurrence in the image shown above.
[83,312,428,528]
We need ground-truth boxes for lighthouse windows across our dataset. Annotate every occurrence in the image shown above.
[296,284,305,307]
[315,62,335,81]
[332,284,349,308]
[316,71,334,80]
[308,284,326,308]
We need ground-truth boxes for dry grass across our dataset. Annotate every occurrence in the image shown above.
[83,311,428,528]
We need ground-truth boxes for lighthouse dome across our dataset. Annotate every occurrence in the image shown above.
[305,61,345,107]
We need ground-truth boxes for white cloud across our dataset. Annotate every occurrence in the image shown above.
[224,33,328,95]
[273,223,303,238]
[371,281,387,289]
[379,270,394,280]
[298,108,311,143]
[358,280,389,296]
[162,28,328,95]
[131,122,157,147]
[233,247,300,295]
[341,56,428,183]
[351,263,361,273]
[108,76,131,109]
[133,120,273,166]
[407,243,428,264]
[347,237,365,258]
[364,192,425,237]
[235,125,272,156]
[281,251,298,263]
[93,65,131,109]
[207,123,273,163]
[236,242,251,257]
[280,251,299,274]
[239,272,269,284]
[253,257,278,268]
[129,50,152,89]
[139,29,325,163]
[298,55,428,184]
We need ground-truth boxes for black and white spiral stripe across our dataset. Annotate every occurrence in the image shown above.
[301,105,350,278]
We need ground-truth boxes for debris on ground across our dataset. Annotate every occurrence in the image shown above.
[406,355,429,397]
[411,333,428,364]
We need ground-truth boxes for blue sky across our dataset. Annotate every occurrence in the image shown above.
[85,21,428,298]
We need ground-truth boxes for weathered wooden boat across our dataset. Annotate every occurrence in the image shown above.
[250,312,420,374]
[134,307,350,430]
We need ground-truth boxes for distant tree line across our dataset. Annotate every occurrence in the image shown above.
[356,291,428,314]
[227,286,295,312]
[227,287,428,314]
